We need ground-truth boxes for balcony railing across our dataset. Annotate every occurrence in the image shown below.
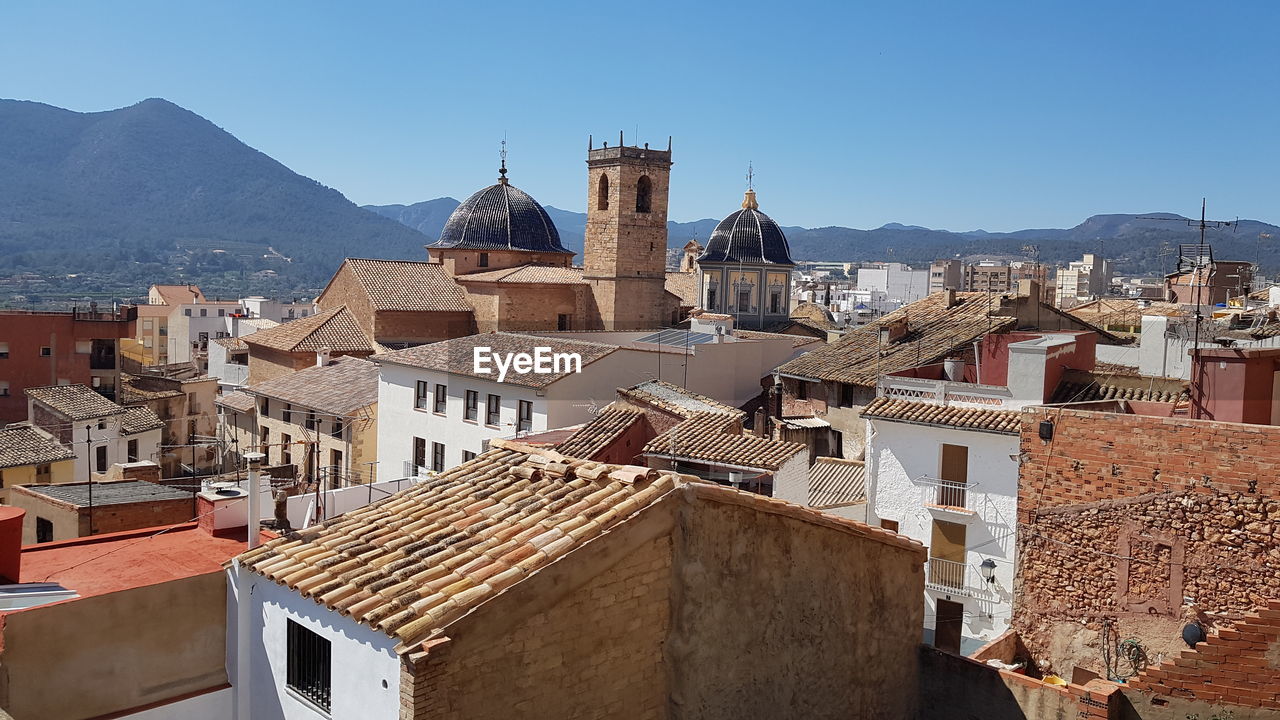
[916,476,977,513]
[927,557,967,592]
[877,375,1013,408]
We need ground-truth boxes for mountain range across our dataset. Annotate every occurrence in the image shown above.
[1,97,1276,305]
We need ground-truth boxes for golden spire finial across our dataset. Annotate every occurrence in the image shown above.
[498,137,509,184]
[742,162,758,210]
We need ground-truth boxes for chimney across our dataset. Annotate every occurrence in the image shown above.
[196,483,249,536]
[0,507,25,583]
[943,357,965,382]
[753,407,767,437]
[943,288,957,308]
[245,452,266,549]
[316,346,332,367]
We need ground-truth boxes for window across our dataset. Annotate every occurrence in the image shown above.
[557,314,571,331]
[281,434,292,465]
[286,620,331,713]
[305,411,317,431]
[433,384,447,414]
[635,175,652,213]
[288,308,296,318]
[795,381,808,400]
[415,381,430,410]
[301,309,308,317]
[706,288,717,309]
[218,308,225,317]
[143,336,153,348]
[330,449,343,474]
[478,252,490,268]
[517,400,533,433]
[127,439,139,463]
[199,308,207,317]
[142,320,153,330]
[839,383,855,408]
[486,394,501,426]
[35,464,51,483]
[187,392,198,414]
[94,445,108,473]
[462,450,476,463]
[97,419,107,431]
[0,342,9,358]
[769,291,782,314]
[260,397,270,415]
[40,346,52,357]
[259,427,269,449]
[597,173,609,210]
[184,309,192,317]
[0,381,8,397]
[880,519,900,533]
[75,340,92,354]
[464,390,478,421]
[36,518,53,544]
[737,289,751,312]
[330,419,343,440]
[412,437,427,470]
[282,404,292,423]
[431,442,445,472]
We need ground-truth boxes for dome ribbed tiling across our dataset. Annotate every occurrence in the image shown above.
[698,190,795,265]
[434,181,570,254]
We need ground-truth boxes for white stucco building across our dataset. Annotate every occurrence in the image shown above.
[859,330,1101,655]
[25,384,163,481]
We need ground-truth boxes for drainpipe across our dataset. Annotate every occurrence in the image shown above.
[236,451,265,720]
[972,341,983,385]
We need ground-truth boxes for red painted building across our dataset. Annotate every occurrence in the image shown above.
[0,306,136,423]
[1190,346,1280,424]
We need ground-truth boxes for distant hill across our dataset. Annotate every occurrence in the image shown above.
[370,198,1280,276]
[0,98,434,301]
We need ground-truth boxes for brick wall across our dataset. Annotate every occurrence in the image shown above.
[374,311,474,345]
[1126,599,1280,711]
[400,536,672,720]
[316,264,379,340]
[1015,406,1280,678]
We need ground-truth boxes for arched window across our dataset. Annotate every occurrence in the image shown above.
[635,175,652,214]
[597,174,609,211]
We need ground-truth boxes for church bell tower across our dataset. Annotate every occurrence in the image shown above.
[583,133,673,330]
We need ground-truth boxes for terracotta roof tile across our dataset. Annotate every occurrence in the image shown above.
[242,306,375,354]
[643,412,805,471]
[215,390,257,414]
[0,424,75,469]
[246,357,379,416]
[554,408,644,459]
[777,292,1018,387]
[341,258,472,312]
[861,396,1022,434]
[376,332,617,388]
[455,264,587,285]
[734,329,822,347]
[119,407,164,435]
[617,379,739,419]
[1049,369,1187,404]
[212,336,248,352]
[25,384,125,421]
[235,439,924,653]
[808,458,866,508]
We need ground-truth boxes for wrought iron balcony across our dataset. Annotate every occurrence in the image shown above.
[916,476,977,514]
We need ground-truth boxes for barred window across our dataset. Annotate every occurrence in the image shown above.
[286,620,331,712]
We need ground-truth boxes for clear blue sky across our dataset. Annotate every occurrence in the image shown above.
[3,0,1277,230]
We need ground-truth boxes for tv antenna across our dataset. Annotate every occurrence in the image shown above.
[1139,199,1236,419]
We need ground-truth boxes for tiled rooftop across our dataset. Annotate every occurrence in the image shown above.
[119,406,164,435]
[777,293,1017,387]
[242,306,375,353]
[617,379,739,419]
[20,480,193,508]
[212,336,248,352]
[376,332,618,388]
[246,356,379,416]
[0,424,75,469]
[1049,369,1187,404]
[236,439,923,652]
[808,457,867,509]
[664,271,699,306]
[25,384,126,421]
[643,412,806,471]
[456,264,587,285]
[554,407,644,459]
[215,390,257,414]
[118,374,184,403]
[341,258,472,312]
[734,329,822,347]
[861,396,1023,434]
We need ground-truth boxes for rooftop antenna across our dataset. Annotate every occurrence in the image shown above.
[1141,199,1236,419]
[498,136,509,184]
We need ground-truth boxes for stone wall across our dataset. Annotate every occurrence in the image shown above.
[374,311,474,345]
[1015,407,1280,679]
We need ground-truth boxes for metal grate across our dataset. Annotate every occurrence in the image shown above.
[286,620,331,712]
[635,329,719,347]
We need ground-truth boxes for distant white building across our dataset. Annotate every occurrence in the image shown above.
[1055,253,1112,308]
[240,296,316,324]
[855,262,929,305]
[207,317,278,391]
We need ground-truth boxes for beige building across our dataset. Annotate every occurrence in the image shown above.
[120,372,220,476]
[122,284,205,366]
[241,306,376,384]
[0,424,76,502]
[233,438,926,719]
[246,355,378,486]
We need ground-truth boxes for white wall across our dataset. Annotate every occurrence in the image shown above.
[70,419,161,480]
[207,341,249,390]
[228,566,402,720]
[865,418,1018,649]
